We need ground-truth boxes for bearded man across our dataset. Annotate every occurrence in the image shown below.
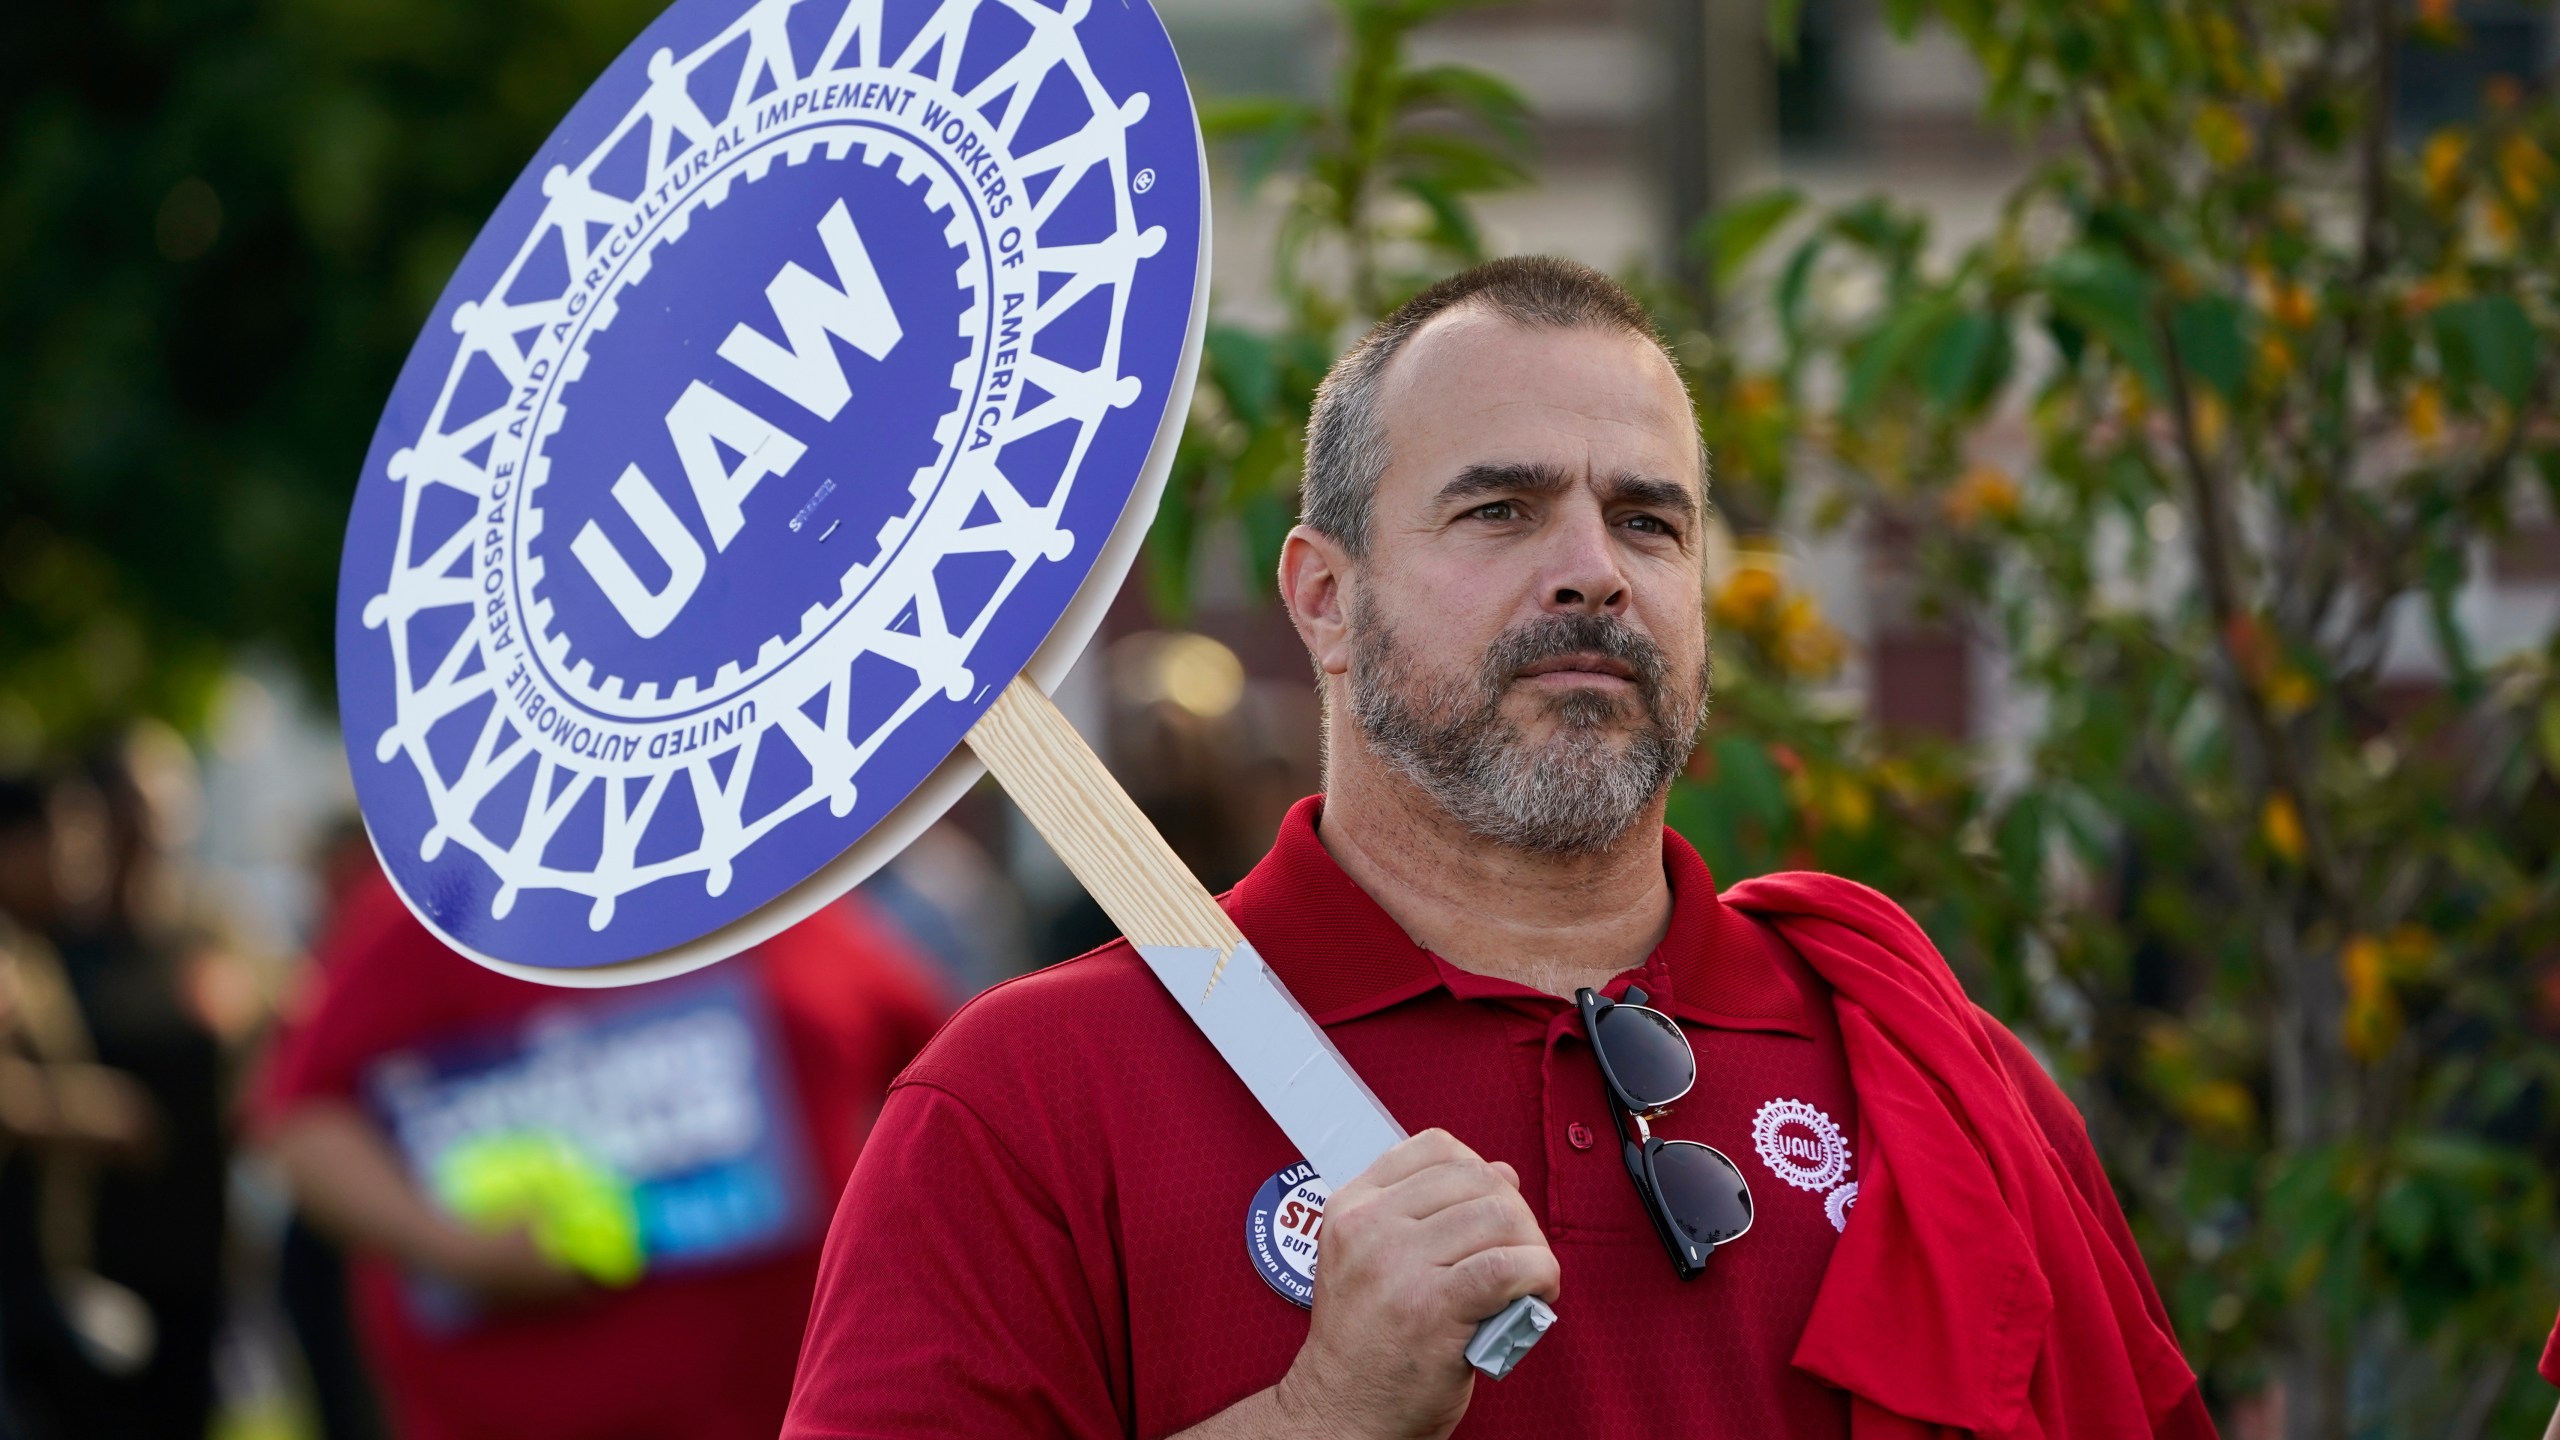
[784,257,2217,1439]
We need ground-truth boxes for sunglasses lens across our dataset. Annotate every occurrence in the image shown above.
[1651,1141,1753,1248]
[1593,1003,1695,1110]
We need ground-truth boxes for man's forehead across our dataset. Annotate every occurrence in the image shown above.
[1376,305,1699,474]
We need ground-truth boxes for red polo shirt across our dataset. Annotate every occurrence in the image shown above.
[257,865,945,1440]
[787,798,2154,1437]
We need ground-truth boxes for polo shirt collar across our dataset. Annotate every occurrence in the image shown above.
[1225,797,1812,1038]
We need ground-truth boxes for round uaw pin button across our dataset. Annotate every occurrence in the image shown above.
[1244,1161,1329,1308]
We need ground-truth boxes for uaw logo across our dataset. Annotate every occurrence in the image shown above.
[1751,1097,1850,1195]
[1245,1162,1329,1309]
[337,0,1202,970]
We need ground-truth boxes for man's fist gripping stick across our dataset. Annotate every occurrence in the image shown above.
[1179,1131,1562,1440]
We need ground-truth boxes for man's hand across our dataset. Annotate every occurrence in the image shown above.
[1270,1129,1559,1440]
[267,1101,582,1310]
[429,1224,586,1309]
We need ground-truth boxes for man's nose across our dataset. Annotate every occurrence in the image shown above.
[1540,505,1628,616]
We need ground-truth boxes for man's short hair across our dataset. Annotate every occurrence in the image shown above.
[1299,255,1689,558]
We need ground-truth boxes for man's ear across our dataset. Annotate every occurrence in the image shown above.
[1278,524,1355,678]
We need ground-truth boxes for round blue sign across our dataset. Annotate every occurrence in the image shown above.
[336,0,1206,976]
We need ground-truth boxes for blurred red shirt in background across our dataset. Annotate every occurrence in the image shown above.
[254,863,945,1440]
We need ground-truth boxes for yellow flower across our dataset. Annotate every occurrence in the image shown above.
[2191,391,2228,454]
[2483,197,2520,246]
[2383,926,2440,981]
[2264,666,2317,718]
[2406,380,2446,444]
[1733,375,1783,418]
[2197,104,2252,168]
[1711,565,1783,630]
[2112,371,2149,422]
[1943,465,2022,527]
[2270,280,2317,331]
[2339,935,2404,1063]
[1774,606,1847,678]
[1829,774,1874,834]
[2423,130,2468,207]
[2499,133,2553,208]
[2256,333,2295,385]
[2181,1080,2257,1138]
[2261,793,2306,864]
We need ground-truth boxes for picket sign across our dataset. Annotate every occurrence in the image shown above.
[333,0,1547,1377]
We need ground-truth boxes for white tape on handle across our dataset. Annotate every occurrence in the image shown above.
[1136,941,1556,1378]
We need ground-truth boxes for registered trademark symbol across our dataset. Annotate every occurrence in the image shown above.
[1133,167,1156,194]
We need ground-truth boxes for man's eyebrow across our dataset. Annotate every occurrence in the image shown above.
[1433,462,1573,507]
[1603,473,1702,520]
[1433,463,1702,521]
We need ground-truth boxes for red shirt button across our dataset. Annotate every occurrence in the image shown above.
[1566,1120,1595,1150]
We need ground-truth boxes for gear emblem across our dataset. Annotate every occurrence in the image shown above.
[1751,1097,1851,1194]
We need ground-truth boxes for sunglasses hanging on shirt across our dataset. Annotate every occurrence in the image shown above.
[1576,985,1754,1281]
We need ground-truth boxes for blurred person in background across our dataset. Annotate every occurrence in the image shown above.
[0,776,159,1439]
[261,816,394,1440]
[854,816,1027,998]
[251,844,945,1440]
[43,735,232,1439]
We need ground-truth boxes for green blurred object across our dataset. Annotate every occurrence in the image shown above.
[432,1132,645,1289]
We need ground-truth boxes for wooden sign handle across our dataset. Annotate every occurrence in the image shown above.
[964,675,1244,953]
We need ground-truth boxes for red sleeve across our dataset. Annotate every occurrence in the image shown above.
[781,1077,1125,1439]
[2541,1308,2560,1386]
[1979,1009,2219,1439]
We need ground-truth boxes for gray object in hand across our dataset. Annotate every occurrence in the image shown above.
[1135,941,1556,1379]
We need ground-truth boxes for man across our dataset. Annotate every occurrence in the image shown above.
[784,257,2215,1437]
[255,851,945,1440]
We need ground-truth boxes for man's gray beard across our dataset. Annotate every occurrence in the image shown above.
[1346,594,1707,856]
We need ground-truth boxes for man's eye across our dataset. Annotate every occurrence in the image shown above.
[1470,501,1517,521]
[1622,514,1673,535]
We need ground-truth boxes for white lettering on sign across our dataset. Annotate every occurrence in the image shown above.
[666,380,809,551]
[572,199,902,637]
[572,464,708,639]
[717,198,904,421]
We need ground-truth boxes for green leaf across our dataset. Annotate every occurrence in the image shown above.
[1922,309,2001,410]
[1775,234,1827,342]
[2169,294,2251,400]
[1766,0,1806,60]
[1396,64,1534,151]
[2433,295,2538,406]
[2042,249,2167,394]
[1691,187,1805,290]
[1205,326,1279,428]
[1843,295,1955,416]
[1396,174,1482,260]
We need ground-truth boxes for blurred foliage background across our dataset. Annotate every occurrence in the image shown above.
[1170,0,2560,1436]
[0,0,668,752]
[7,0,2560,1435]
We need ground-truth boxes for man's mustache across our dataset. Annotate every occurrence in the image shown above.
[1481,614,1668,698]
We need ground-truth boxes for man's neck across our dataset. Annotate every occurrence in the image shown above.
[1313,744,1674,1000]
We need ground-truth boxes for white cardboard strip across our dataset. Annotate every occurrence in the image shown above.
[1134,940,1556,1378]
